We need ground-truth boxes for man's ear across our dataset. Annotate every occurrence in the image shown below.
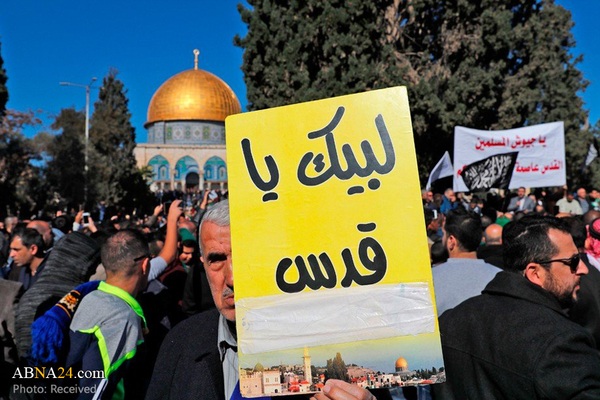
[142,258,150,275]
[30,244,39,257]
[524,263,546,287]
[447,235,457,252]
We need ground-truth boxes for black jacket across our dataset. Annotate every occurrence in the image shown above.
[570,254,600,349]
[146,309,226,400]
[476,244,504,269]
[433,271,600,400]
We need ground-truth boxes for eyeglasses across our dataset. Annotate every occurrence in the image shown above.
[133,254,151,263]
[536,254,581,273]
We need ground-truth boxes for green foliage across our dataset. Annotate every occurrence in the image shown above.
[0,110,43,217]
[236,0,589,187]
[89,69,153,211]
[46,108,86,209]
[234,0,403,111]
[325,352,348,381]
[413,367,442,379]
[0,38,8,117]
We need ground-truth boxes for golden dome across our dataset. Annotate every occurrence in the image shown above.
[395,357,408,370]
[146,68,241,126]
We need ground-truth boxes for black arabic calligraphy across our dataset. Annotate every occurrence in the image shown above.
[275,222,387,293]
[296,106,396,192]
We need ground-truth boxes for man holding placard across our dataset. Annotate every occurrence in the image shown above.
[146,200,384,400]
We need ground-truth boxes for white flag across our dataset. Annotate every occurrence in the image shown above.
[583,137,599,170]
[426,151,453,191]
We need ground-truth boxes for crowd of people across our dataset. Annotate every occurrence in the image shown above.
[424,185,600,398]
[1,183,600,400]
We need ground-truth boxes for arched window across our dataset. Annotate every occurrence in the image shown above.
[148,155,170,181]
[204,156,227,181]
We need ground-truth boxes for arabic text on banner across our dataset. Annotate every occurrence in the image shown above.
[453,122,565,191]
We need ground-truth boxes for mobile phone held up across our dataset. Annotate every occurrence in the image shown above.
[82,212,90,226]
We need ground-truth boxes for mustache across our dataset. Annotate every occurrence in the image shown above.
[223,286,234,297]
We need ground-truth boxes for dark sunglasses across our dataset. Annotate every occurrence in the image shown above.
[536,254,580,273]
[133,254,152,263]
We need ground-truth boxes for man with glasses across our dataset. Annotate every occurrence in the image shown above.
[64,229,152,399]
[433,215,600,399]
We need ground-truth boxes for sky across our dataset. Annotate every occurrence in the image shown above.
[0,0,598,142]
[0,0,249,142]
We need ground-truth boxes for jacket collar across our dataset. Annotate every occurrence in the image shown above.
[483,271,567,316]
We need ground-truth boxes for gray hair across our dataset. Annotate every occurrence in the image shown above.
[199,200,230,256]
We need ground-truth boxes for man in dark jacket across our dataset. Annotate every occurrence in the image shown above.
[147,201,388,400]
[7,227,46,291]
[434,215,600,399]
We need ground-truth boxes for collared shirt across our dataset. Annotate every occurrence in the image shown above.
[518,196,525,211]
[218,314,238,400]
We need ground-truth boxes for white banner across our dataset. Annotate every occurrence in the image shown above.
[453,122,565,191]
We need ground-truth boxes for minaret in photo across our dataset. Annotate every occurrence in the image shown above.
[303,347,312,383]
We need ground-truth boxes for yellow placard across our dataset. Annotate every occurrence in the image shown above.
[226,87,443,397]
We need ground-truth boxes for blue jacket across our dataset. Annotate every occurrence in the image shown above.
[440,196,458,214]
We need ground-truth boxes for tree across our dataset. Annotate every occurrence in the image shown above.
[325,352,348,381]
[46,108,86,208]
[234,0,401,111]
[89,69,153,211]
[236,0,589,187]
[0,110,43,217]
[0,37,8,117]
